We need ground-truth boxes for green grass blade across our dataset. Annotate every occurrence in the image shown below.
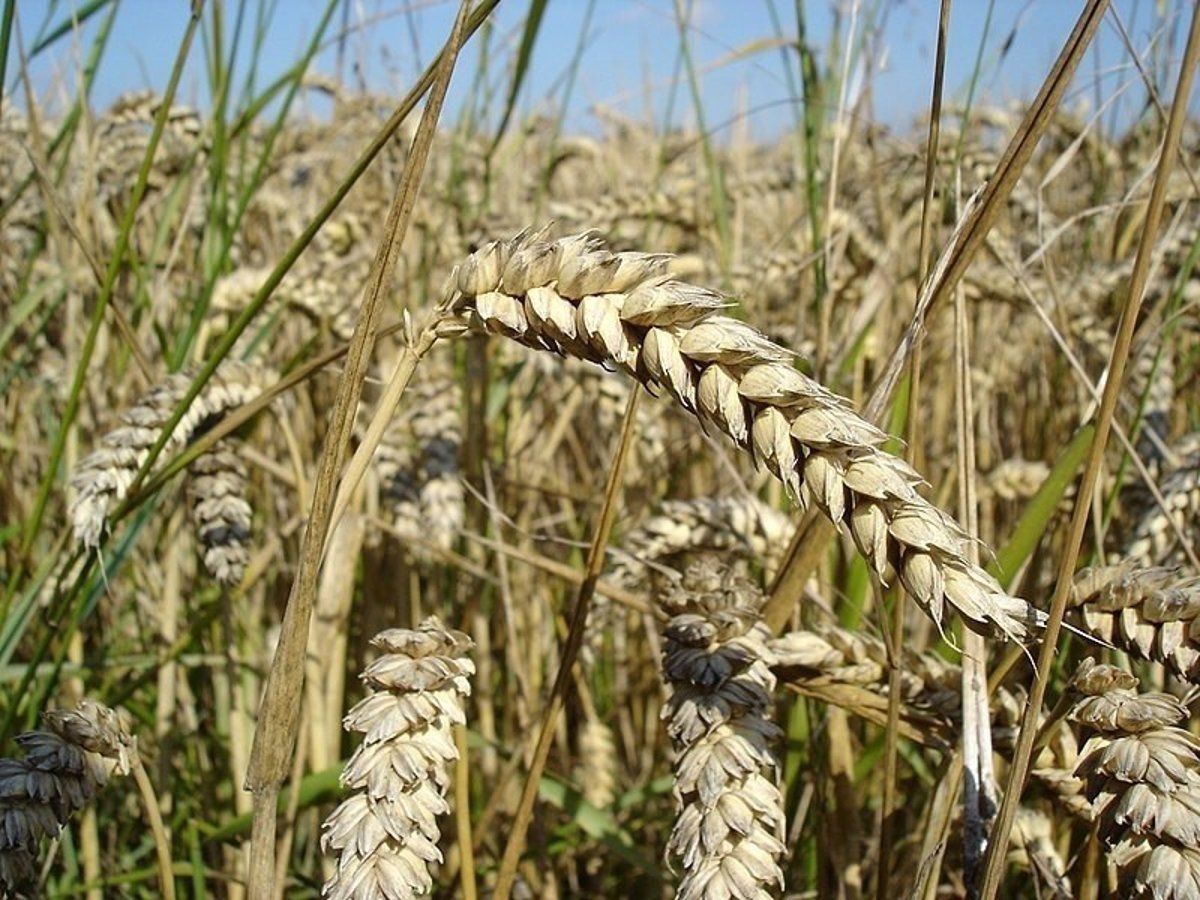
[488,0,548,154]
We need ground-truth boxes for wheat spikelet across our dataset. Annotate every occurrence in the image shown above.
[448,227,1043,640]
[658,558,785,900]
[0,701,134,896]
[186,439,252,585]
[321,617,474,900]
[1069,564,1200,682]
[1069,659,1200,899]
[69,361,269,550]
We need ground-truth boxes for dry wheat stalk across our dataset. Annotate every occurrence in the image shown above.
[1069,659,1200,899]
[69,361,269,550]
[1070,563,1200,683]
[321,617,474,900]
[186,438,252,585]
[658,558,785,899]
[447,227,1043,640]
[0,701,134,896]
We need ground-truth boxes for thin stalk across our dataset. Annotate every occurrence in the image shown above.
[793,0,826,333]
[978,6,1200,895]
[130,754,177,900]
[491,390,642,900]
[454,724,477,900]
[877,3,950,897]
[243,3,472,895]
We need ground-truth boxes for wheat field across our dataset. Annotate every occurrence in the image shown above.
[2,1,1200,897]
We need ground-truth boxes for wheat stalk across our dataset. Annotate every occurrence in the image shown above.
[659,558,785,900]
[0,701,134,896]
[446,227,1043,640]
[321,617,474,900]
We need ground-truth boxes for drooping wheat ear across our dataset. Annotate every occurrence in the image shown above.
[448,228,1042,640]
[1069,658,1200,899]
[186,438,252,585]
[611,495,793,588]
[659,558,785,900]
[1069,563,1200,683]
[1126,434,1200,570]
[369,370,464,557]
[321,617,474,900]
[69,361,271,550]
[0,701,134,896]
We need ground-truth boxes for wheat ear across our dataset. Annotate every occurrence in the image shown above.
[321,617,474,900]
[69,361,270,549]
[659,558,785,899]
[1126,437,1200,570]
[186,438,252,585]
[447,228,1043,640]
[1069,659,1200,899]
[1070,564,1200,683]
[0,701,134,895]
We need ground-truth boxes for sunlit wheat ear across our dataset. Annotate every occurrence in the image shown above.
[447,228,1044,641]
[1125,434,1200,570]
[1069,564,1200,683]
[1069,658,1200,899]
[68,361,271,550]
[186,438,252,585]
[0,701,134,896]
[659,558,785,900]
[321,617,474,900]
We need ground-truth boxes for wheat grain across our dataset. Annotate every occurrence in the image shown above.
[448,227,1044,640]
[321,617,474,900]
[0,701,134,896]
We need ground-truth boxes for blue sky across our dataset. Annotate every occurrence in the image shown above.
[15,1,1193,139]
